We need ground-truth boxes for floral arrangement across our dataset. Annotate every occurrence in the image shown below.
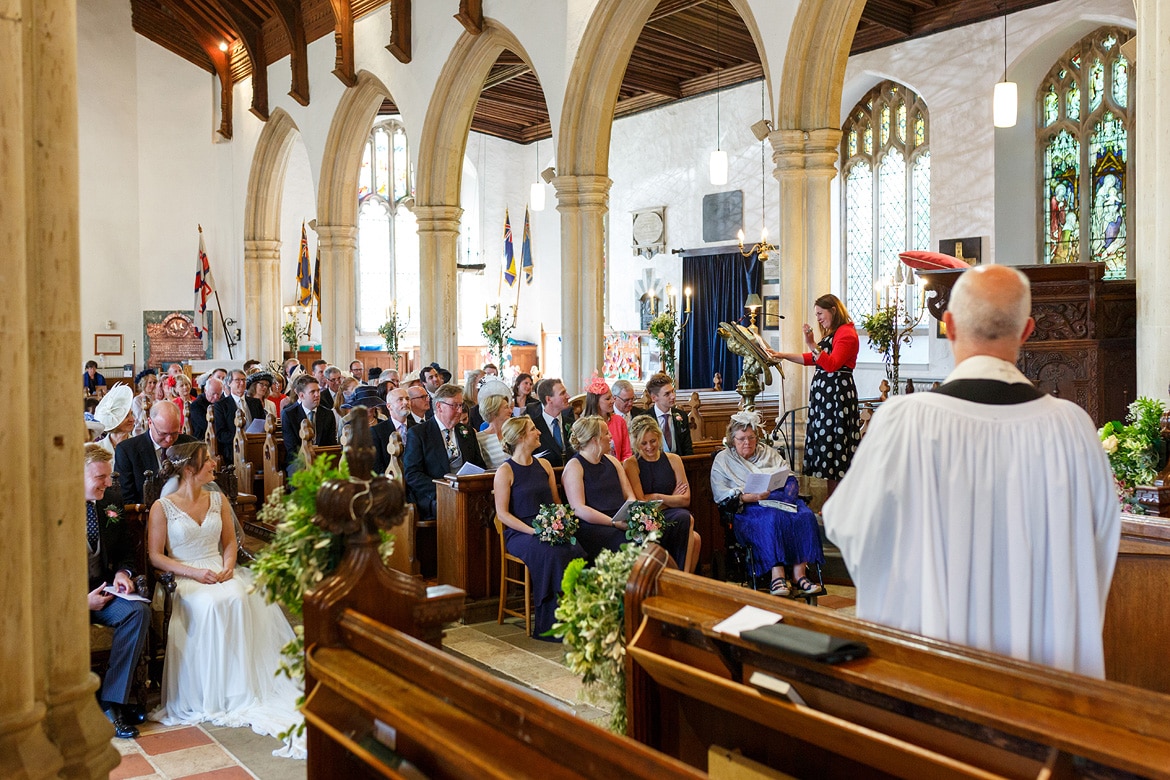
[281,317,304,353]
[532,503,579,546]
[481,305,516,367]
[377,309,409,368]
[1100,396,1167,512]
[550,539,648,733]
[624,500,668,544]
[648,312,678,378]
[250,453,395,736]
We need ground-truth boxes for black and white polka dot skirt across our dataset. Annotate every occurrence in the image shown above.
[804,366,860,481]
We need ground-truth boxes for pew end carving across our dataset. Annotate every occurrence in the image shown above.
[262,412,283,499]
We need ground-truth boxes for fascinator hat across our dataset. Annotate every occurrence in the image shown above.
[585,374,610,395]
[730,410,763,430]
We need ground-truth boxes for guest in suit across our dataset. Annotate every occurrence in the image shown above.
[113,401,195,504]
[349,360,366,384]
[403,384,485,520]
[371,387,413,475]
[634,373,693,456]
[406,383,431,424]
[85,444,151,738]
[611,379,640,422]
[319,365,342,410]
[213,370,265,465]
[188,376,223,442]
[281,374,338,475]
[525,378,575,467]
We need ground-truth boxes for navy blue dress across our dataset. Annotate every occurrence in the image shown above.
[503,458,587,637]
[735,475,824,579]
[574,454,629,561]
[634,455,693,568]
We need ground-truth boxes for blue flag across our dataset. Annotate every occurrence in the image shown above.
[502,209,516,287]
[521,206,534,285]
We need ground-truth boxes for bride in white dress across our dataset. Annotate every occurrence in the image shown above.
[147,441,305,758]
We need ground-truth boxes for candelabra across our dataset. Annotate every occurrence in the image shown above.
[737,228,778,262]
[648,284,692,380]
[865,263,925,395]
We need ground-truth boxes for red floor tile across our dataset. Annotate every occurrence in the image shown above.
[109,753,155,780]
[136,726,214,755]
[176,767,253,780]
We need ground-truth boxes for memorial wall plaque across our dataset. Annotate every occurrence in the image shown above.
[143,311,211,368]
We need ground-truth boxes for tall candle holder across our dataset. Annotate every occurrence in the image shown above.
[648,284,692,381]
[861,263,924,394]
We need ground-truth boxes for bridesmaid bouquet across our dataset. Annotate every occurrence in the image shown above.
[625,501,669,544]
[533,504,580,546]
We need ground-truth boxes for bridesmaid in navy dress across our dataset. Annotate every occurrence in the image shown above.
[622,414,698,572]
[561,416,631,561]
[493,417,587,638]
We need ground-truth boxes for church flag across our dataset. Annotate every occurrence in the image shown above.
[521,206,534,285]
[313,245,322,322]
[193,228,215,339]
[502,209,516,287]
[296,221,313,306]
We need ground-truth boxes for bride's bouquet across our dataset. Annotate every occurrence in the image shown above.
[624,500,670,544]
[532,504,580,546]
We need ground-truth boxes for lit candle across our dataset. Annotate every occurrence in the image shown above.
[737,229,745,245]
[761,227,769,242]
[684,287,692,313]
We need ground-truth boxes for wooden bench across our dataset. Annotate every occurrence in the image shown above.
[1103,511,1170,694]
[301,416,702,779]
[624,545,1170,778]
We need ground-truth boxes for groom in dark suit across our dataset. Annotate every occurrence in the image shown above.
[403,384,485,520]
[113,401,196,504]
[85,444,150,738]
[526,378,576,467]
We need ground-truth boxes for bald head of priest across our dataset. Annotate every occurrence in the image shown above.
[823,263,1120,679]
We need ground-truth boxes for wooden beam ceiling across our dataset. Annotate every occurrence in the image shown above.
[128,0,1062,145]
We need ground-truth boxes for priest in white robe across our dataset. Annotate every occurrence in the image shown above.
[823,264,1120,678]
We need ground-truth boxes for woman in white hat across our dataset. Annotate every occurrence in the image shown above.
[93,385,136,457]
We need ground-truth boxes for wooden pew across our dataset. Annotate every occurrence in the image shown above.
[1103,511,1170,693]
[434,453,720,598]
[624,545,1170,778]
[301,416,702,780]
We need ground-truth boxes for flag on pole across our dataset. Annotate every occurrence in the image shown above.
[313,245,322,322]
[193,228,216,339]
[502,209,516,287]
[521,206,534,285]
[296,221,313,305]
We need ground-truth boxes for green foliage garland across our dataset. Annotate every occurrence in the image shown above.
[648,313,678,378]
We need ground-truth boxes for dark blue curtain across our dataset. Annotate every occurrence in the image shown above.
[680,251,762,390]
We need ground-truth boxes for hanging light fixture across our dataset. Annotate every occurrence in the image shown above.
[993,6,1017,128]
[709,4,728,185]
[530,139,546,211]
[738,81,777,260]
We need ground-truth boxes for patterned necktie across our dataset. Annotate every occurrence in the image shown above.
[443,427,458,459]
[551,418,563,449]
[86,501,99,549]
[661,413,673,451]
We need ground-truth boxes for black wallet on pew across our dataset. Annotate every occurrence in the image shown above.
[740,623,869,664]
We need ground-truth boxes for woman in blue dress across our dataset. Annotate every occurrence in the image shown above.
[493,417,587,637]
[561,416,631,561]
[710,412,825,597]
[622,414,698,572]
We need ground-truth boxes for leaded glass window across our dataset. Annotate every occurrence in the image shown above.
[841,81,929,319]
[357,117,415,333]
[1037,27,1133,278]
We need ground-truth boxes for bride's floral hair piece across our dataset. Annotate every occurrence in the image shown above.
[163,441,208,478]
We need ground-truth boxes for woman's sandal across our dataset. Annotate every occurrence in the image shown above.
[796,576,824,596]
[770,577,790,597]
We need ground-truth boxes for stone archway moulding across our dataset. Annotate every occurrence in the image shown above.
[243,107,301,360]
[414,20,543,370]
[315,71,394,365]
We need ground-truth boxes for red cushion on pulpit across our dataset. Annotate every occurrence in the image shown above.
[899,251,969,271]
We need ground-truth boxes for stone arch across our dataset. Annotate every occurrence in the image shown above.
[777,0,866,133]
[315,71,395,364]
[243,107,302,360]
[414,20,545,368]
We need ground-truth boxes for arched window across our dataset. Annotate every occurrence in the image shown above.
[841,81,930,319]
[1037,27,1132,279]
[356,117,416,334]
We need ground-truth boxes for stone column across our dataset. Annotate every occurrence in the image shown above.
[772,128,841,421]
[0,0,119,776]
[1133,2,1170,397]
[414,205,462,372]
[316,224,358,368]
[554,175,610,394]
[244,239,282,361]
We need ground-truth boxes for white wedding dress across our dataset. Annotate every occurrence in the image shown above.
[150,491,305,758]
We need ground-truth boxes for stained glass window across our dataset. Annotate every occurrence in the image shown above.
[357,116,416,333]
[1036,27,1132,278]
[1043,87,1059,126]
[841,81,929,319]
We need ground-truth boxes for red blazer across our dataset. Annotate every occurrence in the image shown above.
[803,321,859,372]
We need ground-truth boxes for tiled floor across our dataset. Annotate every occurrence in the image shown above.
[107,585,857,777]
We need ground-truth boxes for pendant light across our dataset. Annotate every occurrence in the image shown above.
[530,139,546,211]
[993,8,1017,128]
[709,4,728,185]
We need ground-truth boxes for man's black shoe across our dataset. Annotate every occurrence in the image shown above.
[122,704,147,725]
[102,706,139,739]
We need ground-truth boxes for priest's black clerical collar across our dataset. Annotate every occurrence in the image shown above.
[932,379,1045,405]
